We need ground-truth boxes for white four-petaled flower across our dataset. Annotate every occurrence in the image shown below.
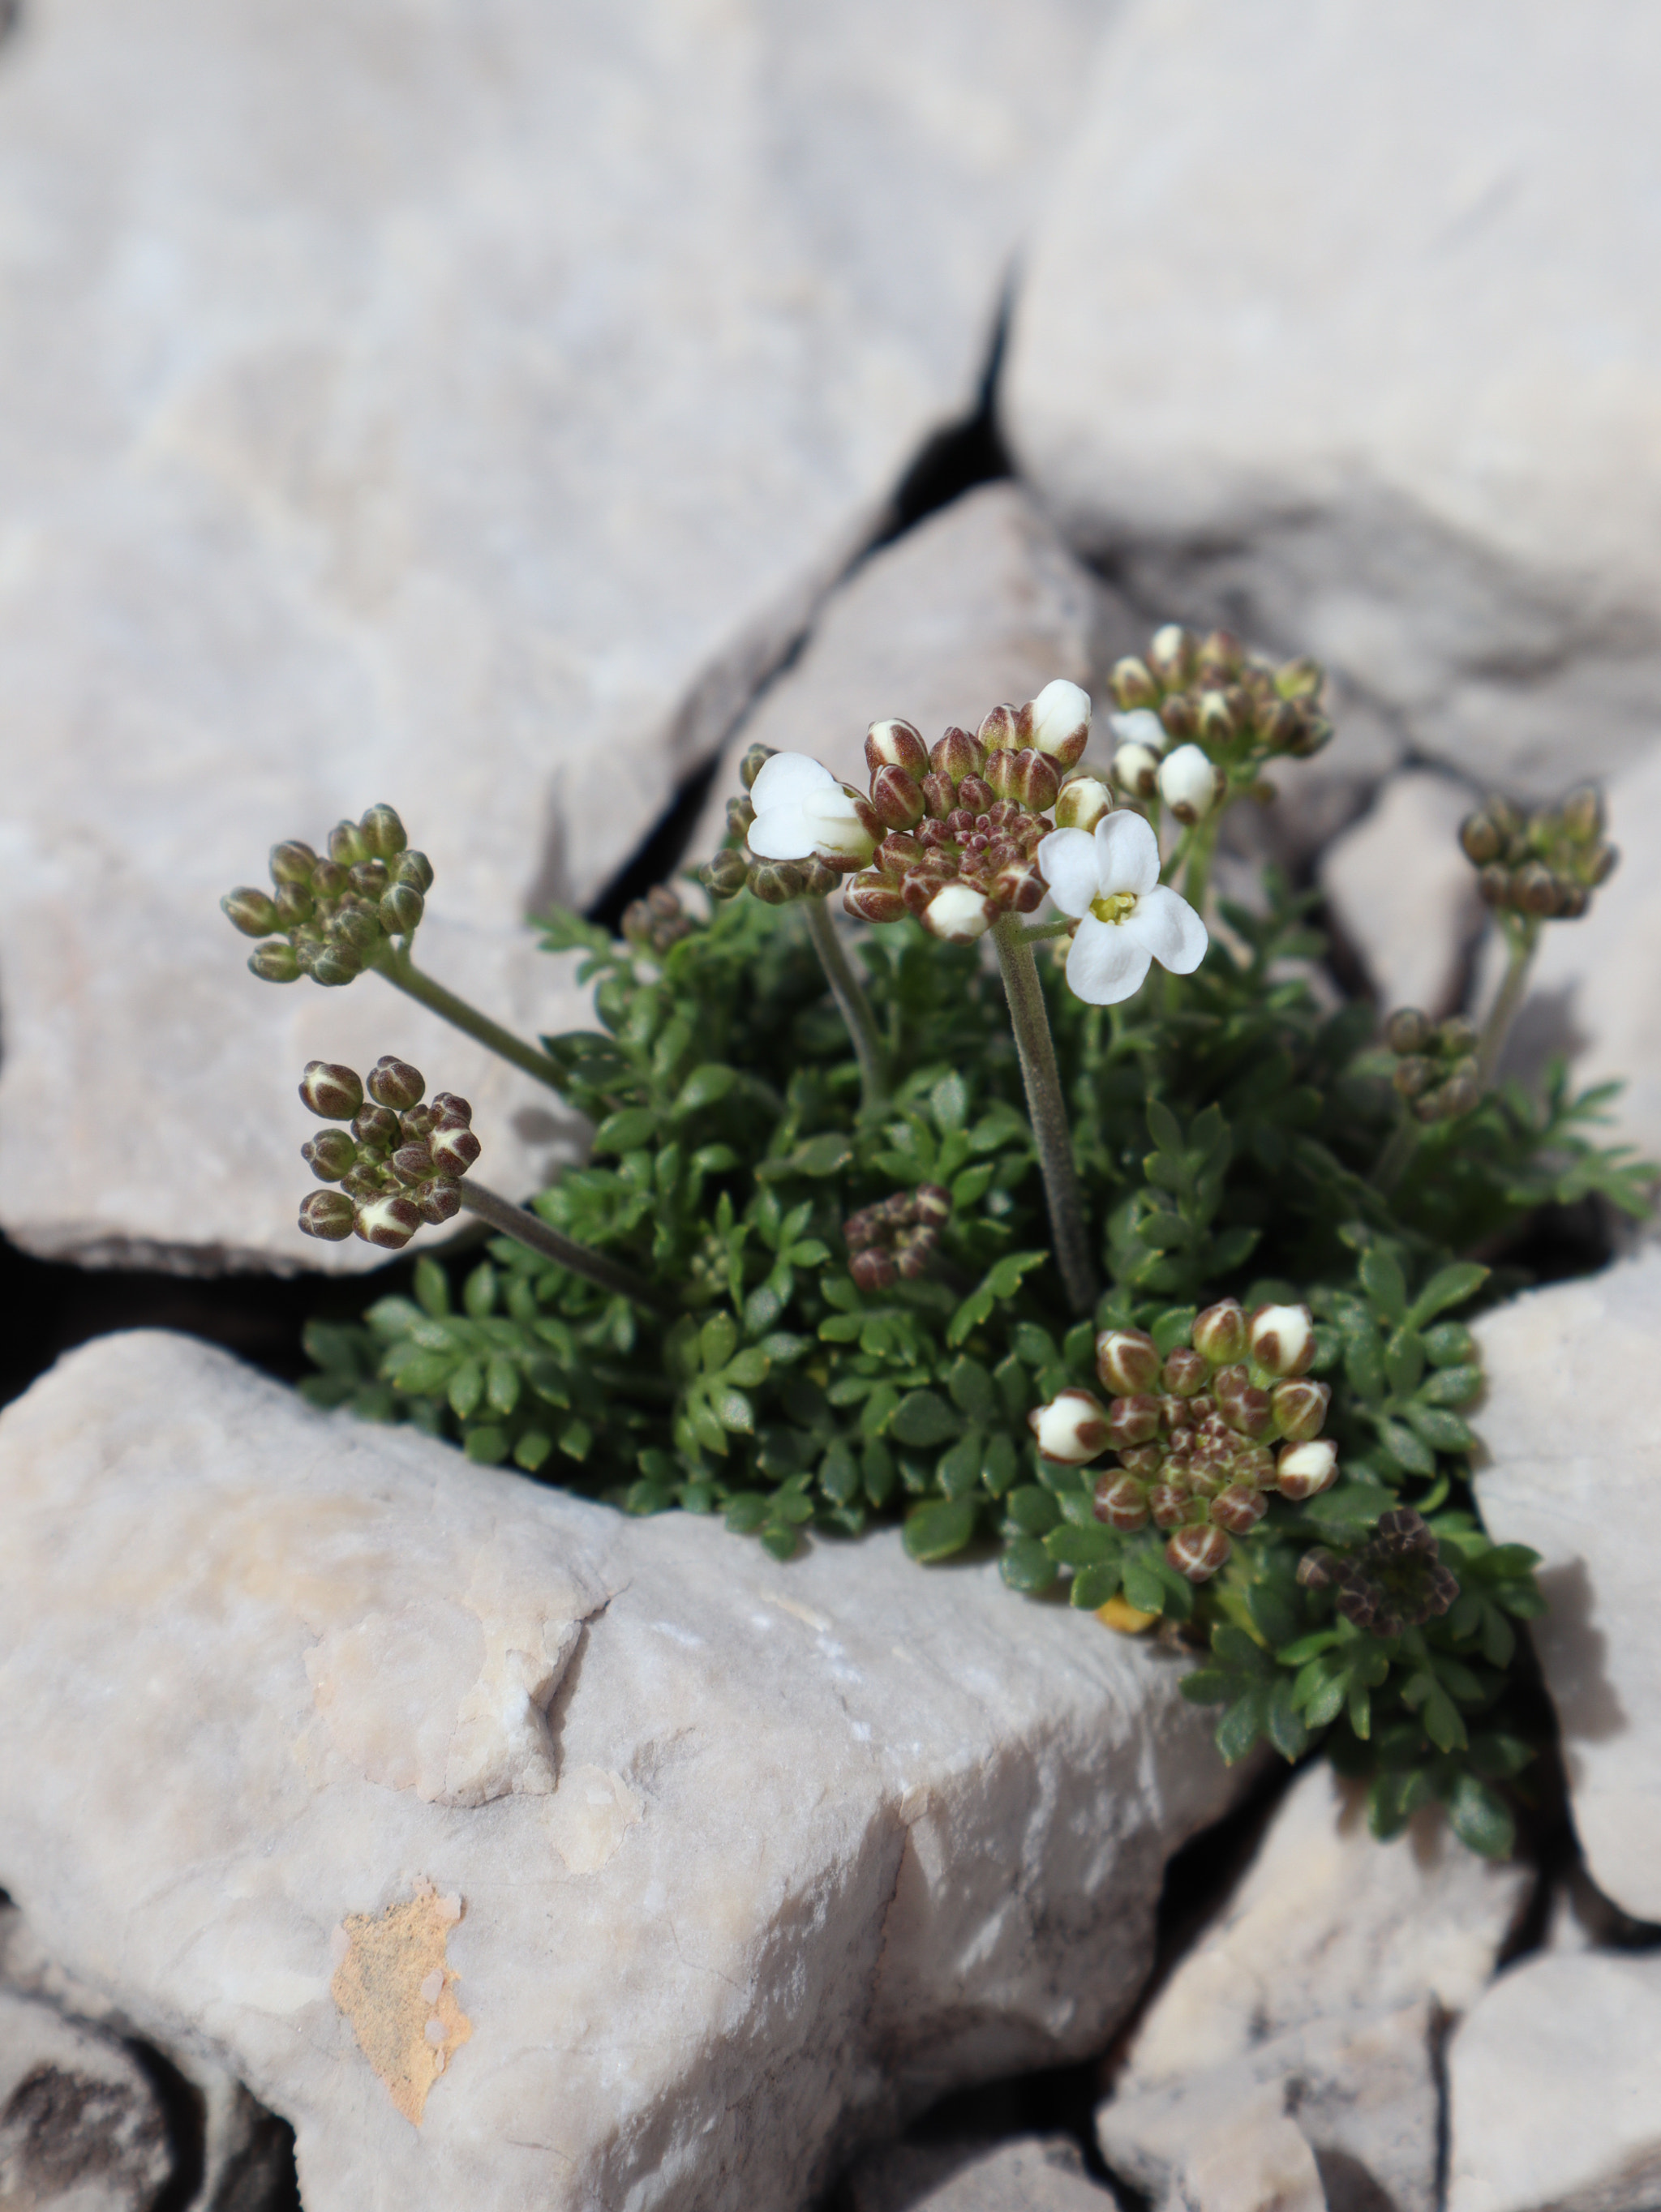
[1037,811,1207,1006]
[746,752,877,869]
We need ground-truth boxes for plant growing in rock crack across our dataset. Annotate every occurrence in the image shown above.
[222,624,1654,1858]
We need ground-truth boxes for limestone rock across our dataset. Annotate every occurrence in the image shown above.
[0,0,1109,1273]
[1471,1254,1661,1923]
[0,1331,1243,2212]
[1175,2099,1326,2212]
[1448,1950,1661,2212]
[0,1987,174,2210]
[1319,771,1486,1021]
[1097,1764,1530,2212]
[841,2134,1111,2212]
[1006,0,1661,799]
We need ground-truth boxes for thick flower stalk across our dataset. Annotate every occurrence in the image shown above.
[1028,1297,1338,1584]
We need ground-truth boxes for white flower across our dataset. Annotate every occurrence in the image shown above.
[747,752,877,870]
[1037,811,1208,1006]
[1157,742,1221,825]
[1109,707,1168,754]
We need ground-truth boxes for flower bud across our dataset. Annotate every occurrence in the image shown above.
[917,769,955,820]
[1020,679,1091,768]
[1102,1395,1158,1451]
[1092,1473,1150,1531]
[977,703,1019,754]
[1148,1481,1188,1529]
[348,858,390,902]
[1276,656,1324,701]
[991,859,1045,914]
[395,849,435,894]
[269,840,318,886]
[327,820,368,868]
[1296,1547,1340,1589]
[1210,1483,1268,1534]
[702,847,752,899]
[1110,657,1159,709]
[300,1061,365,1119]
[222,886,281,937]
[1157,744,1223,825]
[1275,1438,1338,1501]
[1166,1524,1230,1583]
[351,1104,401,1155]
[1271,1378,1330,1443]
[1096,1326,1161,1394]
[302,1130,359,1181]
[1391,1054,1432,1100]
[1247,1302,1315,1378]
[431,1123,482,1177]
[1192,1298,1246,1364]
[1385,1007,1431,1055]
[354,1192,423,1250]
[1113,743,1161,799]
[1214,1368,1273,1438]
[870,763,926,830]
[1028,1387,1110,1464]
[1159,693,1199,744]
[358,803,407,859]
[390,1140,435,1185]
[1148,625,1196,686]
[1109,707,1168,755]
[298,1190,357,1241]
[921,884,997,943]
[411,1177,459,1225]
[328,902,383,952]
[931,726,983,786]
[249,940,303,984]
[1196,630,1243,681]
[380,883,424,935]
[850,1247,897,1291]
[431,1091,473,1127]
[274,881,315,928]
[1460,812,1504,865]
[367,1056,425,1112]
[843,872,908,924]
[1053,777,1112,833]
[749,860,805,905]
[800,855,842,898]
[958,774,998,816]
[865,719,929,781]
[739,743,776,791]
[1007,748,1060,813]
[1160,1345,1208,1397]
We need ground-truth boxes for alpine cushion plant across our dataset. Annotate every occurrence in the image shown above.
[224,625,1653,1861]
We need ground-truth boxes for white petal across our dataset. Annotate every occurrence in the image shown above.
[1028,678,1092,756]
[1036,826,1103,919]
[1109,708,1167,752]
[802,787,876,864]
[1122,884,1208,975]
[749,752,838,812]
[747,802,818,860]
[1094,808,1161,898]
[1064,915,1153,1005]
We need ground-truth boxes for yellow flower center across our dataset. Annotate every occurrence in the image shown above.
[1089,890,1139,927]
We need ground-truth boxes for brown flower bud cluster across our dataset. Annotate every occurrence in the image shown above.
[620,885,699,954]
[1297,1507,1459,1637]
[843,1184,950,1290]
[839,693,1095,943]
[1384,1009,1481,1123]
[700,754,846,907]
[222,805,432,987]
[1105,624,1331,808]
[1028,1297,1337,1585]
[296,1057,480,1250]
[1459,788,1616,920]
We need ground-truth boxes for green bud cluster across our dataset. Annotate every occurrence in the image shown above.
[1106,624,1331,808]
[1459,787,1617,920]
[1384,1009,1481,1123]
[222,804,431,986]
[296,1056,480,1250]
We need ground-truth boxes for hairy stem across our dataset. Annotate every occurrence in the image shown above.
[457,1179,669,1312]
[802,895,887,1112]
[1371,1115,1420,1197]
[377,945,565,1091]
[1476,920,1539,1089]
[991,915,1098,1315]
[1179,810,1223,919]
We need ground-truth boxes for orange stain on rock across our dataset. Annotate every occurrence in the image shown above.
[329,1878,472,2124]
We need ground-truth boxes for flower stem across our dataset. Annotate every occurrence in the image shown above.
[991,915,1098,1316]
[1371,1115,1420,1196]
[376,944,566,1091]
[457,1179,669,1312]
[1179,812,1223,919]
[1476,919,1540,1089]
[802,896,887,1112]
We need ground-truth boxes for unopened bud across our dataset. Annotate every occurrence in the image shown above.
[1028,1387,1110,1464]
[749,860,804,905]
[1271,1378,1330,1442]
[850,1247,897,1291]
[395,849,435,894]
[870,763,926,829]
[1210,1483,1268,1534]
[1162,1345,1209,1396]
[1008,748,1060,812]
[328,902,383,952]
[1109,707,1168,756]
[1110,657,1159,709]
[921,884,997,943]
[991,859,1045,914]
[920,769,957,820]
[1275,1438,1338,1501]
[354,1193,423,1250]
[311,859,346,899]
[249,941,303,984]
[1296,1547,1340,1588]
[302,1130,359,1181]
[351,1104,401,1155]
[702,847,752,899]
[739,744,775,791]
[222,887,281,937]
[390,1140,435,1185]
[1215,1368,1273,1438]
[865,719,929,781]
[298,1190,357,1241]
[958,774,998,816]
[978,703,1019,754]
[1020,679,1091,768]
[1559,786,1603,842]
[348,858,390,901]
[1276,656,1323,701]
[300,1060,365,1119]
[931,726,983,786]
[274,881,314,927]
[1514,860,1560,916]
[380,883,424,935]
[1159,693,1199,744]
[327,820,368,868]
[1054,777,1112,833]
[1460,812,1504,865]
[1198,690,1238,745]
[367,1055,425,1111]
[431,1123,482,1177]
[843,872,908,924]
[1192,1298,1246,1364]
[269,840,318,886]
[1092,1473,1150,1531]
[800,855,842,898]
[430,1091,472,1127]
[1247,1301,1315,1378]
[1148,625,1196,686]
[1106,1393,1161,1449]
[354,803,405,859]
[1157,744,1222,825]
[1385,1007,1431,1055]
[1114,742,1161,799]
[1166,1523,1230,1583]
[1478,864,1511,909]
[1096,1326,1161,1394]
[415,1177,462,1225]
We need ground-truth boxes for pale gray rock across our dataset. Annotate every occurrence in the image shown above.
[1447,1950,1661,2212]
[0,0,1109,1271]
[1006,0,1661,799]
[1097,1764,1530,2212]
[1320,771,1486,1020]
[1174,2099,1326,2212]
[0,1987,174,2210]
[841,2134,1111,2212]
[0,1331,1243,2212]
[1472,1253,1661,1923]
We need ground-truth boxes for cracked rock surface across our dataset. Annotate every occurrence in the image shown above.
[0,1331,1242,2212]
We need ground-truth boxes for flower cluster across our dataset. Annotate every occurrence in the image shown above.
[295,1057,480,1250]
[1384,1009,1481,1123]
[842,1183,950,1290]
[1459,788,1618,920]
[620,885,698,955]
[702,755,846,906]
[222,805,431,986]
[1106,625,1330,820]
[1298,1507,1460,1635]
[1028,1298,1338,1584]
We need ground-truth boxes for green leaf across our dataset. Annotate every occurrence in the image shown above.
[1004,1485,1062,1537]
[462,1425,509,1464]
[1121,1555,1167,1615]
[1423,1320,1475,1367]
[1071,1559,1124,1609]
[672,1063,738,1116]
[930,1071,969,1131]
[1419,1363,1483,1407]
[724,1348,771,1387]
[1377,1418,1436,1476]
[1247,1580,1299,1651]
[1360,1248,1408,1324]
[903,1497,979,1562]
[1265,1678,1309,1760]
[1045,1524,1118,1567]
[447,1361,483,1420]
[1384,1330,1426,1398]
[946,1356,999,1424]
[937,1430,985,1501]
[700,1313,738,1372]
[1422,1684,1469,1755]
[1000,1535,1058,1593]
[385,1350,453,1396]
[592,1107,660,1155]
[714,1387,755,1435]
[413,1256,451,1318]
[462,1262,497,1319]
[1407,1262,1491,1329]
[757,1132,855,1180]
[1447,1772,1515,1858]
[890,1390,960,1447]
[1147,1100,1184,1154]
[485,1353,521,1417]
[1216,1687,1269,1764]
[1403,1403,1473,1452]
[980,1430,1019,1496]
[1152,1306,1198,1357]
